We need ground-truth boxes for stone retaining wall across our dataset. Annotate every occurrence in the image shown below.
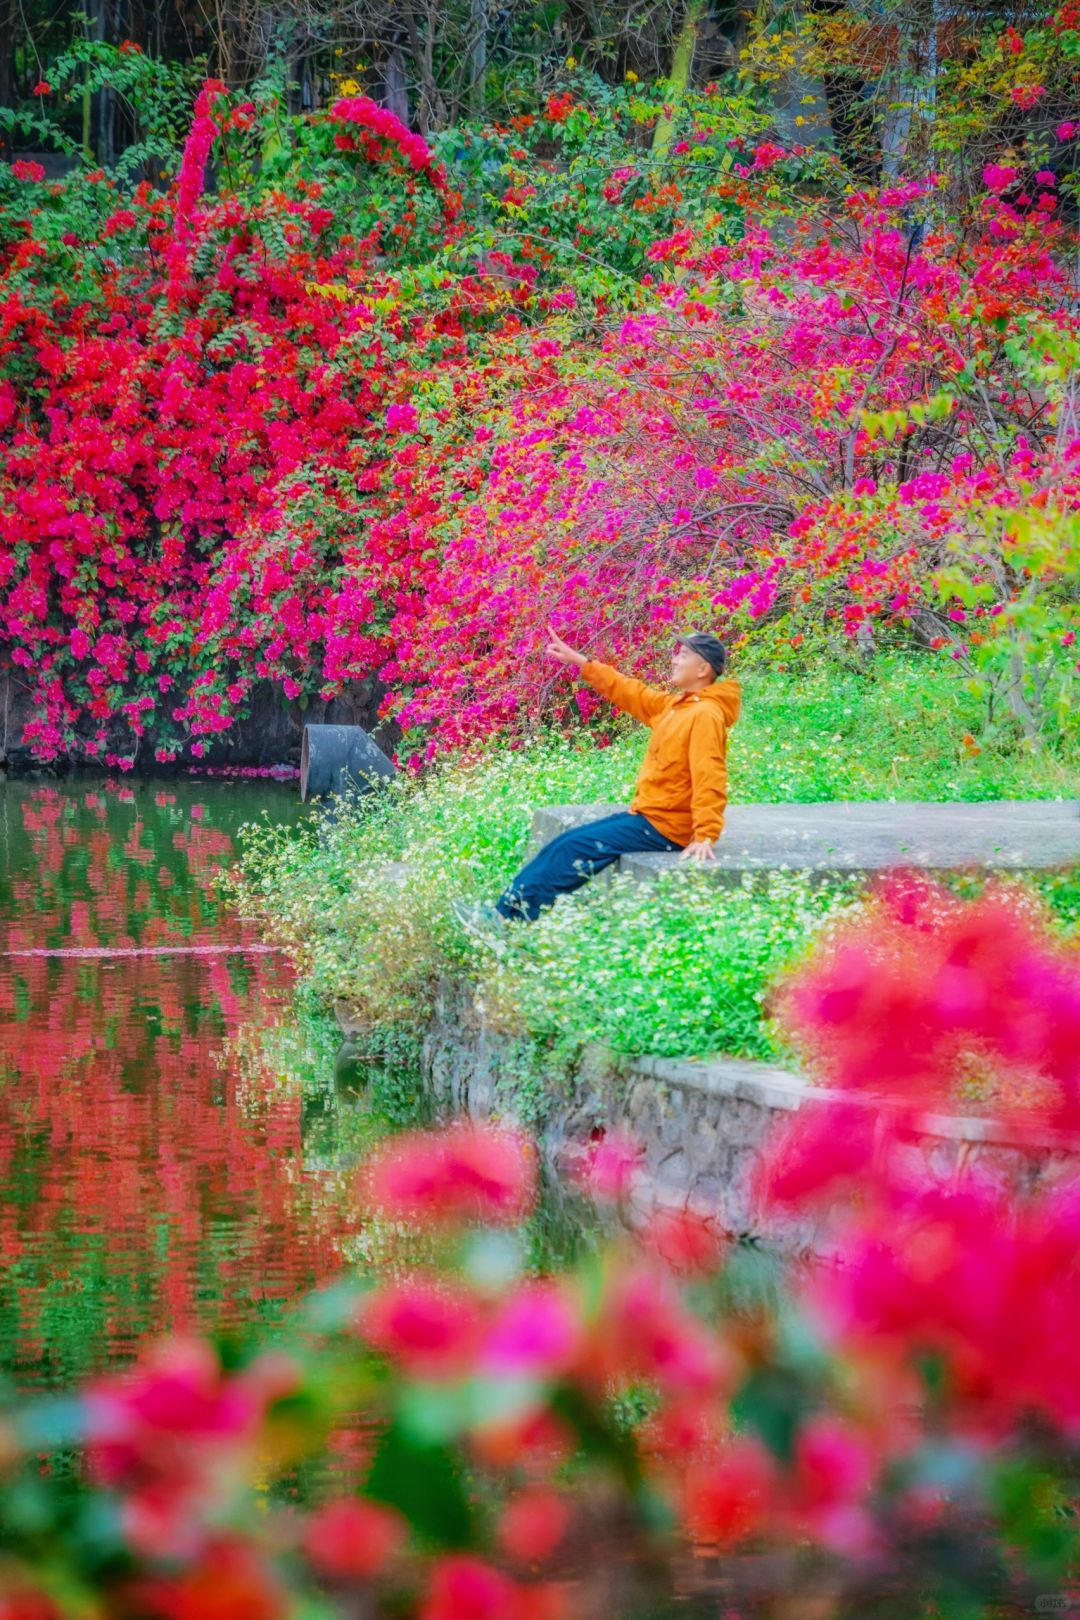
[340,978,1080,1254]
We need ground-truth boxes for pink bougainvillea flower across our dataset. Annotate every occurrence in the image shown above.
[480,1280,580,1377]
[420,1556,528,1620]
[356,1274,483,1377]
[786,1415,881,1555]
[386,401,419,433]
[365,1124,536,1226]
[597,1263,732,1396]
[774,879,1080,1118]
[754,1096,880,1212]
[565,1127,642,1201]
[86,1338,264,1479]
[752,141,787,169]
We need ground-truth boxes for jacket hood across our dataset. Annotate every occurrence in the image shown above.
[699,678,741,726]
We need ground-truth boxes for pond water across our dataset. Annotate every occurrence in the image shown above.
[0,776,350,1392]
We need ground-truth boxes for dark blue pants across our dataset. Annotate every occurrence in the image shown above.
[496,811,684,922]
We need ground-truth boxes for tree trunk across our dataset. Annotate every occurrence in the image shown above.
[383,44,410,126]
[653,0,703,158]
[0,0,16,158]
[468,0,488,119]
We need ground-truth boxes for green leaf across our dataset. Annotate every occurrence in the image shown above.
[729,1367,807,1463]
[365,1421,476,1547]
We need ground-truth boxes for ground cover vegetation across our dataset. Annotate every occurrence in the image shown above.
[232,660,1080,1072]
[4,883,1080,1618]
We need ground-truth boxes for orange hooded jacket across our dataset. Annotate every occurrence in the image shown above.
[580,661,741,846]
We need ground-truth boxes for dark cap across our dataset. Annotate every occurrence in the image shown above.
[676,632,728,677]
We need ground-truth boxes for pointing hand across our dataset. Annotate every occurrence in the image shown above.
[546,622,589,670]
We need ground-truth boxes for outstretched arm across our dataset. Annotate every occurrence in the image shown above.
[545,624,669,727]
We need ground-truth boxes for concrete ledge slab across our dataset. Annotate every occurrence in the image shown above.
[531,800,1080,876]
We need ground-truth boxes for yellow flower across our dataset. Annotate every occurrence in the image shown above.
[566,55,577,67]
[625,69,638,82]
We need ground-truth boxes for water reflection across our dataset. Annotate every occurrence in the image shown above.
[0,779,349,1389]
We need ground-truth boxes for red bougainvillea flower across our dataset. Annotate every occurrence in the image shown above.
[643,1205,728,1274]
[499,1488,570,1564]
[682,1435,777,1547]
[0,1590,62,1620]
[301,1497,406,1580]
[125,1538,287,1620]
[419,1555,565,1620]
[545,91,575,124]
[365,1123,536,1226]
[330,95,459,217]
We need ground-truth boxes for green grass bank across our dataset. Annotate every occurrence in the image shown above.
[231,660,1080,1075]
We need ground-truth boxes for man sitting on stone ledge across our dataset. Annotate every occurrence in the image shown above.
[454,625,740,935]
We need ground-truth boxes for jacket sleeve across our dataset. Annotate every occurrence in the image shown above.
[688,708,729,842]
[579,661,670,727]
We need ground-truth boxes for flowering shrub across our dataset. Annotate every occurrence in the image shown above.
[3,882,1080,1616]
[376,188,1080,753]
[1,58,1078,765]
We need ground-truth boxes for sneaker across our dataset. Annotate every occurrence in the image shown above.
[451,898,509,952]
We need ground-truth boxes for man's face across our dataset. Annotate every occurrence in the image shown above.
[671,641,714,689]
